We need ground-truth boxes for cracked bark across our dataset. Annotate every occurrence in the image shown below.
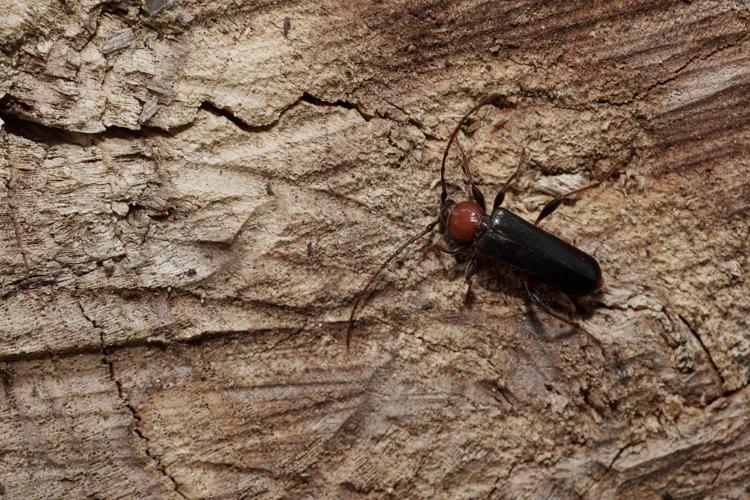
[78,298,187,498]
[1,1,749,499]
[3,166,29,272]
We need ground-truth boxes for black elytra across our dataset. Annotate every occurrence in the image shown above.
[476,208,602,296]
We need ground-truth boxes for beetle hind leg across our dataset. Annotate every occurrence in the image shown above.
[521,276,602,347]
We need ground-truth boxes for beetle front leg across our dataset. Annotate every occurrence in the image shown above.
[417,240,461,264]
[492,149,526,210]
[454,138,487,212]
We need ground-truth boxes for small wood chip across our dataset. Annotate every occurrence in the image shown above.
[101,29,135,55]
[144,0,178,16]
[139,95,159,124]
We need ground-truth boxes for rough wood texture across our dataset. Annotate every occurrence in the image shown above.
[1,1,749,498]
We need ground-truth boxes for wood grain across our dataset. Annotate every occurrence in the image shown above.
[1,0,748,498]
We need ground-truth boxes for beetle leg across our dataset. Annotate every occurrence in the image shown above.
[493,149,526,210]
[417,240,461,264]
[534,156,626,226]
[521,277,602,347]
[454,137,473,191]
[455,138,487,212]
[440,94,516,206]
[464,252,479,306]
[472,185,486,213]
[522,277,569,323]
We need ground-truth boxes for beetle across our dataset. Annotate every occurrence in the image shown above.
[346,94,620,346]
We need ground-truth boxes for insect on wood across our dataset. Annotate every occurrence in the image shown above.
[346,94,621,347]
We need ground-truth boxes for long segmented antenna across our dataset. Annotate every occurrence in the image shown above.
[440,94,515,205]
[346,219,440,348]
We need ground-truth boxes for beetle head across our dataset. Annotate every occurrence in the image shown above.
[442,199,486,244]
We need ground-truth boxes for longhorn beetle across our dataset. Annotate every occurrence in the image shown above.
[346,94,620,347]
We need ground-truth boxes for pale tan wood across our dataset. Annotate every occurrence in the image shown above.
[1,1,749,498]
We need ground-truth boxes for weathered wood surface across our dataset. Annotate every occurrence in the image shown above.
[1,1,749,498]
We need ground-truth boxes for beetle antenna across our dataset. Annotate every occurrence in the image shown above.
[347,219,440,348]
[440,94,515,206]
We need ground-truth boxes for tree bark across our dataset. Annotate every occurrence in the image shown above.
[1,1,749,498]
